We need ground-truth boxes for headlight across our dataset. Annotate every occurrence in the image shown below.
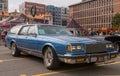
[76,45,82,50]
[72,46,76,50]
[106,44,109,48]
[106,44,114,48]
[66,45,83,51]
[72,45,83,50]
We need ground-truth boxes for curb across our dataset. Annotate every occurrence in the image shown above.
[0,41,4,46]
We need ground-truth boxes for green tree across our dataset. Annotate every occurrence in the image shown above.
[112,13,120,30]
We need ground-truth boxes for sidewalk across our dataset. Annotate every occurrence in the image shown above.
[0,40,4,46]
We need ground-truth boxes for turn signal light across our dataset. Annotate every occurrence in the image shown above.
[110,54,116,58]
[66,45,71,51]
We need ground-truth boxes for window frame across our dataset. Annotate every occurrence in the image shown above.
[18,26,29,35]
[27,25,36,36]
[8,26,22,35]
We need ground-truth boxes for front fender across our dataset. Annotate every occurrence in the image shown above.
[10,39,16,46]
[41,43,56,54]
[105,35,120,43]
[6,39,16,49]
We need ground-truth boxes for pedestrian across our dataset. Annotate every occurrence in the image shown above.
[109,31,113,35]
[1,29,8,41]
[84,30,89,36]
[89,30,95,36]
[0,28,2,40]
[99,32,103,36]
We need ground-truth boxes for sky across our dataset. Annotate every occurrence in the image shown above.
[9,0,81,12]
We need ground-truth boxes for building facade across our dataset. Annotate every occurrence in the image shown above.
[69,0,120,32]
[19,2,53,24]
[46,5,68,26]
[0,0,8,21]
[19,2,45,15]
[0,0,8,12]
[9,9,20,18]
[61,7,69,26]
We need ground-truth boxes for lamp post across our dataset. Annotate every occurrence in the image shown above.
[43,7,45,24]
[30,6,36,23]
[2,11,4,20]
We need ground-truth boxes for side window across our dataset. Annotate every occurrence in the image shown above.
[28,26,35,35]
[19,26,29,35]
[9,26,21,35]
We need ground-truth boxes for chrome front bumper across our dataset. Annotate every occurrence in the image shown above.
[58,51,118,64]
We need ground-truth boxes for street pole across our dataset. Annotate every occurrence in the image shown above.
[31,6,36,23]
[43,8,45,24]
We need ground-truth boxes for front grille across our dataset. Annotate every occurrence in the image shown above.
[86,43,106,54]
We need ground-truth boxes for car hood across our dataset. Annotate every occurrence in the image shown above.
[39,35,99,44]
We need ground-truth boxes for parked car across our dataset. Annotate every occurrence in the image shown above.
[105,32,120,52]
[5,24,118,70]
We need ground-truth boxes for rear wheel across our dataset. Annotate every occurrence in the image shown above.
[44,46,60,70]
[11,43,21,57]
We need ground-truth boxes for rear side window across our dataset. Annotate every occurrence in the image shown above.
[19,26,29,35]
[9,26,22,35]
[28,26,35,35]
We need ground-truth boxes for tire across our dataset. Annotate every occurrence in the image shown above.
[88,62,96,65]
[11,43,21,57]
[43,46,60,70]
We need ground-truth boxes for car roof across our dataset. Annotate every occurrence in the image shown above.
[24,24,63,27]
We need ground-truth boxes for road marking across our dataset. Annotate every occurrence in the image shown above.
[20,74,27,76]
[0,58,25,63]
[104,75,120,76]
[32,61,120,76]
[32,66,89,76]
[99,61,120,66]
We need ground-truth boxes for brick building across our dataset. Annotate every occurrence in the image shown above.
[19,2,53,24]
[69,0,120,33]
[0,0,8,12]
[19,2,45,15]
[0,0,8,21]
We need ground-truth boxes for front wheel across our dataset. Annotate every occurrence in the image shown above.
[44,46,60,70]
[11,43,21,57]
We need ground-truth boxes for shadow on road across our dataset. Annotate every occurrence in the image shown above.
[19,54,99,70]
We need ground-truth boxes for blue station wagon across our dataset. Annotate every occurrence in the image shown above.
[5,24,118,70]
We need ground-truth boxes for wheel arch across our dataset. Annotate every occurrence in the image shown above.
[42,43,56,55]
[117,41,120,45]
[113,41,120,45]
[10,40,16,48]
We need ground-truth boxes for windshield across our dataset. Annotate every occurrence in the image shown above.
[38,25,72,35]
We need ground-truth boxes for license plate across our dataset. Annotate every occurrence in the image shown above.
[98,57,104,62]
[91,57,97,62]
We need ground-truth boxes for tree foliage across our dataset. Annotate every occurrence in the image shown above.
[112,13,120,29]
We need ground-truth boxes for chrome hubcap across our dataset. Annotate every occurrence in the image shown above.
[44,47,53,66]
[11,44,15,55]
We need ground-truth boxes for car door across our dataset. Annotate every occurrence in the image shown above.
[17,26,29,49]
[25,25,38,51]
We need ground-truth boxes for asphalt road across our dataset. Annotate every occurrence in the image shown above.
[0,46,120,76]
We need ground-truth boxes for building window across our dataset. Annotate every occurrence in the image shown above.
[0,4,2,10]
